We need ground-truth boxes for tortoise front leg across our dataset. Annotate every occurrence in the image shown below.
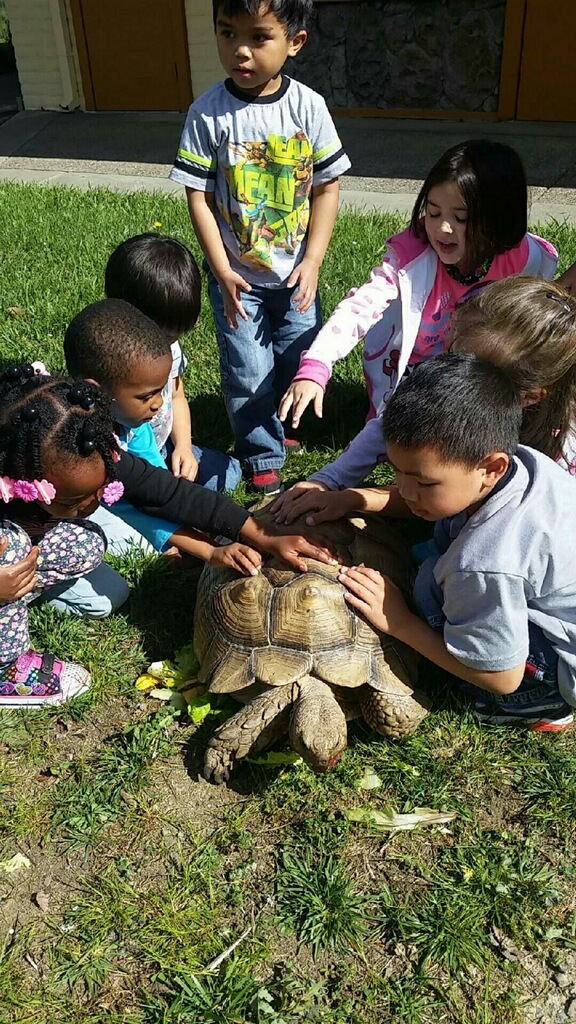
[203,683,293,784]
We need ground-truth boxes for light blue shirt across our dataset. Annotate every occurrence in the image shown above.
[104,422,179,553]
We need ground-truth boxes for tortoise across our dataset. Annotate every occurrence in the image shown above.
[194,514,430,784]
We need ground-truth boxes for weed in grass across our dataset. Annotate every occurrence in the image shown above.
[276,848,368,956]
[148,958,286,1024]
[376,879,488,976]
[511,737,576,829]
[49,709,179,848]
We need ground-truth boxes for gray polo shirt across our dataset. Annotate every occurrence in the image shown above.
[433,446,576,706]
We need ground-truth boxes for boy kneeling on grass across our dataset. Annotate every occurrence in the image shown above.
[334,352,576,732]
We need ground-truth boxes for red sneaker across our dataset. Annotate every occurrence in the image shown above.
[251,470,282,495]
[284,437,302,454]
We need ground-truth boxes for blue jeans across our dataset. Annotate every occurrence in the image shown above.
[163,441,242,493]
[207,270,322,473]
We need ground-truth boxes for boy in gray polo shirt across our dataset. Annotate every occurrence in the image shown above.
[337,352,576,731]
[170,0,350,495]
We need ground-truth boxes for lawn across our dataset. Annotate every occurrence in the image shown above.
[1,182,576,1024]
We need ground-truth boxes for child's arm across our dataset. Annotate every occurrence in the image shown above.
[170,376,198,481]
[279,246,402,429]
[115,452,337,572]
[340,567,525,695]
[558,260,576,294]
[187,188,251,329]
[271,414,392,521]
[168,527,262,575]
[273,484,412,526]
[287,179,340,313]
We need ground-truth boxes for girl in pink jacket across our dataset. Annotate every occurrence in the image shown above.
[274,140,557,517]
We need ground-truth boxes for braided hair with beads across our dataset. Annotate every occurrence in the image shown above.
[0,365,119,484]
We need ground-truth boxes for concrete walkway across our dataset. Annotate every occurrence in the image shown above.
[0,109,575,223]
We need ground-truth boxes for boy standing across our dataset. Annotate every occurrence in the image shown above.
[335,353,576,732]
[170,0,350,494]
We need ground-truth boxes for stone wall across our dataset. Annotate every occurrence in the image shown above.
[291,0,507,112]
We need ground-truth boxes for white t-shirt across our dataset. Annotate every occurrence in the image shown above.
[151,340,188,453]
[170,76,351,287]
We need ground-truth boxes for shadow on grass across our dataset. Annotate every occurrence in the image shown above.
[187,377,369,454]
[117,553,202,661]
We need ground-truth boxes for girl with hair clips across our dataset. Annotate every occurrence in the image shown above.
[0,366,125,706]
[273,139,558,524]
[0,364,338,705]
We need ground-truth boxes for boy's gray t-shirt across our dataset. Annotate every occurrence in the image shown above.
[169,76,351,287]
[433,446,576,706]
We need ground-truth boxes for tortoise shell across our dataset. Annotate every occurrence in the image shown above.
[194,516,420,701]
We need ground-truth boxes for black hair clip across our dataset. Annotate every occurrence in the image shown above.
[21,405,39,422]
[5,363,34,382]
[546,291,573,314]
[80,418,97,455]
[68,383,96,412]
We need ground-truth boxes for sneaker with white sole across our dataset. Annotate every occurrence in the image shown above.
[0,650,91,707]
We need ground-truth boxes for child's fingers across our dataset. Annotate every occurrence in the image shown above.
[239,545,263,568]
[235,552,260,575]
[0,537,8,556]
[277,492,324,525]
[233,294,249,321]
[277,389,294,423]
[13,547,39,577]
[343,590,371,614]
[312,390,324,419]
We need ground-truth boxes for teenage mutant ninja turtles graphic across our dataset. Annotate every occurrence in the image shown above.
[219,131,314,271]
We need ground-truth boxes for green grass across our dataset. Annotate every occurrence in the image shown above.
[0,182,576,1023]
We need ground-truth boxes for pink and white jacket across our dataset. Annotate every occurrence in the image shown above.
[293,226,558,489]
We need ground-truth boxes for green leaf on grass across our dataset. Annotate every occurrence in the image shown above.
[174,643,200,680]
[246,751,304,766]
[188,696,214,724]
[346,806,457,832]
[357,767,382,790]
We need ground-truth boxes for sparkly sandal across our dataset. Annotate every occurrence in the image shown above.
[0,650,91,707]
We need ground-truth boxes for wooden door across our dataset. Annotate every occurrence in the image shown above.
[516,0,576,120]
[71,0,192,112]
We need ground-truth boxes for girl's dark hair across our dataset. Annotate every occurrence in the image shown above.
[0,365,119,483]
[212,0,313,35]
[410,140,527,268]
[450,277,576,463]
[105,234,202,336]
[382,352,523,467]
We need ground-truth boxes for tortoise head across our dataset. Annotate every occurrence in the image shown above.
[288,676,348,772]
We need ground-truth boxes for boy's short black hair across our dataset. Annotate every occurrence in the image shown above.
[382,352,523,467]
[105,233,201,336]
[212,0,313,35]
[410,140,527,268]
[64,299,171,389]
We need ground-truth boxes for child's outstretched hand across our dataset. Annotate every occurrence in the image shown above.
[171,445,199,481]
[278,380,324,430]
[287,256,319,313]
[262,531,338,573]
[338,566,410,636]
[209,543,263,576]
[218,267,252,329]
[271,480,329,524]
[0,539,39,603]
